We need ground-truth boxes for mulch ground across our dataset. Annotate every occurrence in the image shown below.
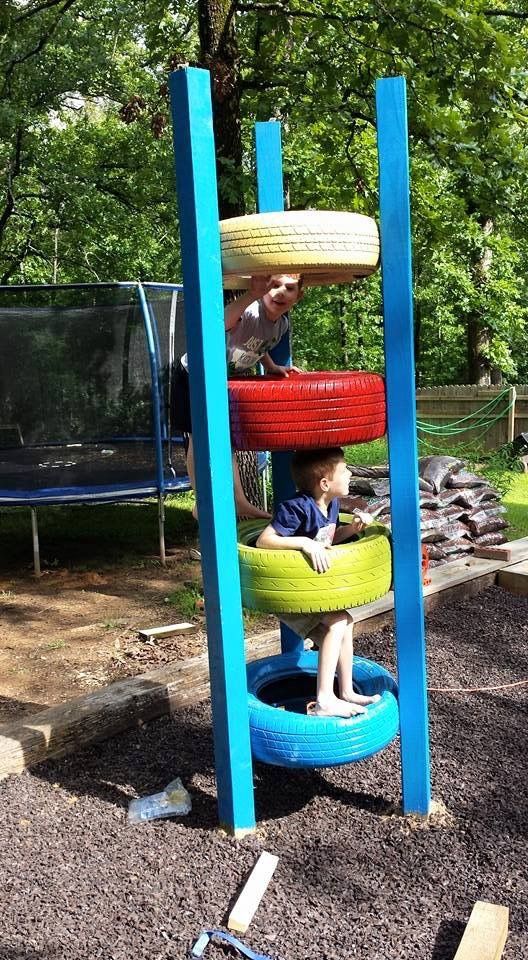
[1,585,527,960]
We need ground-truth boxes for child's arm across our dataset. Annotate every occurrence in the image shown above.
[224,276,271,332]
[256,523,331,573]
[260,353,302,377]
[332,512,372,544]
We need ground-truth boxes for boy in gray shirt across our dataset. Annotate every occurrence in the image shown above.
[173,274,304,520]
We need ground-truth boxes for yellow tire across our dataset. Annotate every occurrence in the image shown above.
[237,518,391,614]
[220,211,379,286]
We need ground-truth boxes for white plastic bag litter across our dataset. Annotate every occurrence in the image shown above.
[128,778,191,823]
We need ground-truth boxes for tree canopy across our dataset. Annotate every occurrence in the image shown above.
[1,0,528,384]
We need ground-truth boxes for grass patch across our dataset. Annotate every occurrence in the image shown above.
[0,492,197,572]
[165,583,203,619]
[502,474,528,539]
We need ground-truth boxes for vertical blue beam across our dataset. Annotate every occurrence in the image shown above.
[375,76,431,814]
[169,67,255,833]
[255,121,300,655]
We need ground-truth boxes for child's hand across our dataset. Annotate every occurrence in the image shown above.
[301,538,331,573]
[264,361,302,377]
[340,517,366,537]
[249,275,273,297]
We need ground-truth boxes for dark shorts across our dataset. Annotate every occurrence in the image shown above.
[171,361,192,440]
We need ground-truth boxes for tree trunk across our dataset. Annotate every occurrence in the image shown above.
[197,0,244,219]
[338,297,349,368]
[467,216,493,385]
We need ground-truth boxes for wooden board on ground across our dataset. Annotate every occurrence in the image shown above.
[497,558,528,597]
[453,900,509,960]
[227,851,278,934]
[138,623,197,640]
[0,628,280,780]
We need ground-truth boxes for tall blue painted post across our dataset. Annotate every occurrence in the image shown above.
[375,76,431,814]
[169,67,256,834]
[255,121,302,655]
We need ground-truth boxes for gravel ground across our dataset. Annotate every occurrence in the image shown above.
[1,585,527,960]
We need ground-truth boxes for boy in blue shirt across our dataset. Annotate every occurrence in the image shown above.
[256,447,380,718]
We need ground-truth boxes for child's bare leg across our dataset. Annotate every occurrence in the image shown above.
[186,439,269,522]
[337,618,381,707]
[232,454,271,520]
[311,613,365,717]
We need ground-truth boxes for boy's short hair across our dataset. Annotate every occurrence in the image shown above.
[291,447,345,494]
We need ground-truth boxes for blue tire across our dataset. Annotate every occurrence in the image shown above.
[247,652,399,768]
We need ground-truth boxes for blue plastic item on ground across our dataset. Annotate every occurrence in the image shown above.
[190,929,274,959]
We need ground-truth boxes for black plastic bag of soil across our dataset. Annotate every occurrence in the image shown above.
[347,464,389,478]
[339,494,369,514]
[418,455,464,493]
[364,496,391,518]
[446,470,487,488]
[348,477,378,495]
[473,530,509,547]
[468,514,509,536]
[453,487,500,509]
[442,537,473,555]
[436,489,465,507]
[426,544,447,560]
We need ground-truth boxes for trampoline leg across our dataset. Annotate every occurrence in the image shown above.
[30,508,41,577]
[158,494,166,566]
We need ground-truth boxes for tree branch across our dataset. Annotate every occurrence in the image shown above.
[483,8,528,16]
[0,129,24,246]
[238,2,371,23]
[4,0,79,89]
[14,0,76,22]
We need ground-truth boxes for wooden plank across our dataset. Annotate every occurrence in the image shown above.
[453,901,509,960]
[0,629,280,780]
[138,623,197,640]
[497,558,528,597]
[227,851,279,934]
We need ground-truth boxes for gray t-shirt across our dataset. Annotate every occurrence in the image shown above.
[181,299,289,373]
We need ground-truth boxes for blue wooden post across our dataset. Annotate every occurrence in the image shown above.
[255,121,301,655]
[169,67,255,834]
[375,76,431,815]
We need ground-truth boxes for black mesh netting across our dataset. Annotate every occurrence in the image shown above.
[0,283,262,506]
[0,284,187,496]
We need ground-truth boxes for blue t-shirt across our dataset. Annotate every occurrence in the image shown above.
[271,493,339,548]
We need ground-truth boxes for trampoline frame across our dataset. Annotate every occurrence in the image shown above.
[0,280,189,573]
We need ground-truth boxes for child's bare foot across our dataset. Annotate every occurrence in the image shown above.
[308,696,366,718]
[341,690,381,707]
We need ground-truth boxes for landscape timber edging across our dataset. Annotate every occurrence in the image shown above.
[1,537,527,780]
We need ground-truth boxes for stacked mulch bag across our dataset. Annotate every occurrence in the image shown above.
[340,455,509,568]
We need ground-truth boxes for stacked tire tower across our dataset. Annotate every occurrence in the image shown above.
[221,210,400,769]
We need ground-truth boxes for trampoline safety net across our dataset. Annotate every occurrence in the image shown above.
[0,283,189,503]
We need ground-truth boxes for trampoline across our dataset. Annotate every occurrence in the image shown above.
[0,281,191,573]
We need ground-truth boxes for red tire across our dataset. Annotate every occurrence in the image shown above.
[228,371,386,451]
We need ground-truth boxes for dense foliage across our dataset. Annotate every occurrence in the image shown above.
[1,0,528,384]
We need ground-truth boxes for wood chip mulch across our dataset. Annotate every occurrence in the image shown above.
[1,585,527,960]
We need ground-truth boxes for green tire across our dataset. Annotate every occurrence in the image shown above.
[237,519,391,614]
